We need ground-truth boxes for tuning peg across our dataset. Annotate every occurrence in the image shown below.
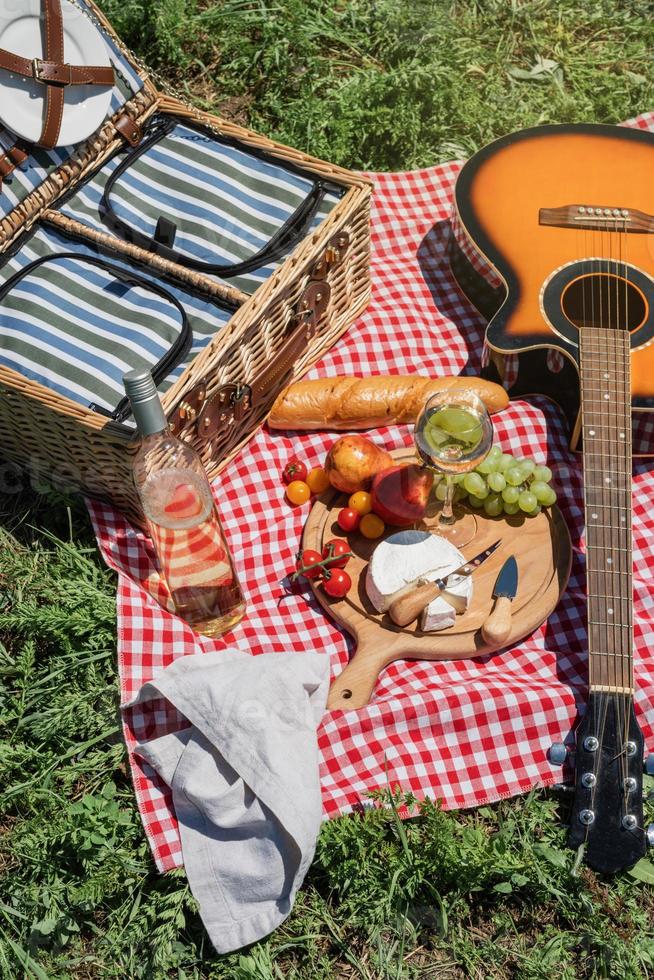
[646,825,654,848]
[549,742,572,765]
[645,755,654,775]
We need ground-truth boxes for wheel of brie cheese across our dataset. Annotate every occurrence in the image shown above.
[366,529,472,631]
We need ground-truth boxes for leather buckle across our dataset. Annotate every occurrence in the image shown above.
[33,58,72,85]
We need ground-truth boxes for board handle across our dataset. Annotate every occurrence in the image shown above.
[327,656,381,710]
[327,632,409,710]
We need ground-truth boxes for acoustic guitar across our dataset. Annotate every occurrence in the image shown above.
[450,123,654,873]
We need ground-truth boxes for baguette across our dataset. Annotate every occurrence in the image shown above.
[268,375,509,431]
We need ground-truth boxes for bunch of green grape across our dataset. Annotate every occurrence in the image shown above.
[434,445,557,517]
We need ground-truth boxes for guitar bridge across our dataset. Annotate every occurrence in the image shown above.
[539,204,654,233]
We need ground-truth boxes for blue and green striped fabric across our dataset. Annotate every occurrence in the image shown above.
[58,118,344,294]
[0,0,143,220]
[0,226,234,419]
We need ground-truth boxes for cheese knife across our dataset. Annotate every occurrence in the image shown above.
[481,554,518,646]
[388,539,502,628]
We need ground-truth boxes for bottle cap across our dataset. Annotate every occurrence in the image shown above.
[123,369,168,436]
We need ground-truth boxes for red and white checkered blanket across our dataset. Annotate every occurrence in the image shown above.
[89,112,654,872]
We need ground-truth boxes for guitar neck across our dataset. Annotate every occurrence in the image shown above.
[579,327,633,694]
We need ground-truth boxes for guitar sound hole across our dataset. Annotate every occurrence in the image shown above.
[561,273,646,331]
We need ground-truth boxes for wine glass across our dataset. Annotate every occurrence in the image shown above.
[414,389,493,543]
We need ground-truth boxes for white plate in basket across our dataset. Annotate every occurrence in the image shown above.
[0,0,113,147]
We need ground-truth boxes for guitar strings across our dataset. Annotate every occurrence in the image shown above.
[606,227,632,820]
[621,220,633,817]
[607,232,625,803]
[578,211,636,834]
[574,221,601,836]
[582,225,625,838]
[612,325,628,813]
[580,326,606,825]
[587,226,602,819]
[575,220,588,330]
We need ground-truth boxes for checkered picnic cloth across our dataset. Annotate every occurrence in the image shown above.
[88,112,654,872]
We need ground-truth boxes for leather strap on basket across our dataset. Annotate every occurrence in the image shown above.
[0,0,115,150]
[39,0,66,150]
[0,143,28,191]
[168,280,331,458]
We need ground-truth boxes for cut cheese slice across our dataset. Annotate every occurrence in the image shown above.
[366,529,472,631]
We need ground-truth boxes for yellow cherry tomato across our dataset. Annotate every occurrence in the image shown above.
[286,480,311,506]
[359,513,385,539]
[306,466,330,494]
[348,491,373,516]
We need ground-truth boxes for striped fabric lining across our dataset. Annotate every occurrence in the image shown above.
[0,226,234,418]
[0,0,143,220]
[58,119,343,294]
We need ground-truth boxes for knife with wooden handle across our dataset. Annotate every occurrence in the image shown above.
[481,555,518,645]
[388,539,501,628]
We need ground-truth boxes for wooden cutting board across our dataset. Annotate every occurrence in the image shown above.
[302,450,572,710]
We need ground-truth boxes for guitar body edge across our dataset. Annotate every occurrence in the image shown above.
[448,223,583,451]
[449,122,654,458]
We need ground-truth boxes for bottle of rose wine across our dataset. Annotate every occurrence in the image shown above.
[123,369,246,637]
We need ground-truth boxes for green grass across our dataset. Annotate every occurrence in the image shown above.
[100,0,654,169]
[3,1,654,976]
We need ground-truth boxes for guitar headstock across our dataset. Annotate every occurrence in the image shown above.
[568,692,647,873]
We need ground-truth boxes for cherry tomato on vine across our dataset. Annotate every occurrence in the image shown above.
[286,480,311,506]
[282,458,308,484]
[322,568,352,598]
[337,507,360,532]
[322,538,351,569]
[295,549,323,580]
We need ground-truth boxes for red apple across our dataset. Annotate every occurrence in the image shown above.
[371,464,433,526]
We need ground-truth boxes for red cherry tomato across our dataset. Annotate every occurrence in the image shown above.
[282,457,308,484]
[322,568,352,598]
[322,538,351,569]
[295,549,323,580]
[337,507,361,533]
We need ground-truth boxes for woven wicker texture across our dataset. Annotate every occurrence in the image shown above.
[0,2,372,524]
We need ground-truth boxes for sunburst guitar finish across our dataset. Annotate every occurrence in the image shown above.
[450,123,654,455]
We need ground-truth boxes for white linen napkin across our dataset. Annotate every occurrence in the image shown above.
[125,649,330,953]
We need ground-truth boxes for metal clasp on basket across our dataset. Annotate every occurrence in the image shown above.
[168,379,253,441]
[293,280,331,335]
[168,382,207,436]
[311,230,351,279]
[196,382,254,438]
[231,383,252,421]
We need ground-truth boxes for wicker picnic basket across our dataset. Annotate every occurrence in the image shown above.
[0,2,371,524]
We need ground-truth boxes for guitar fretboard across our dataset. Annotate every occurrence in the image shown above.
[579,327,633,694]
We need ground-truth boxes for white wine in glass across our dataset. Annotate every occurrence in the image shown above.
[414,389,493,543]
